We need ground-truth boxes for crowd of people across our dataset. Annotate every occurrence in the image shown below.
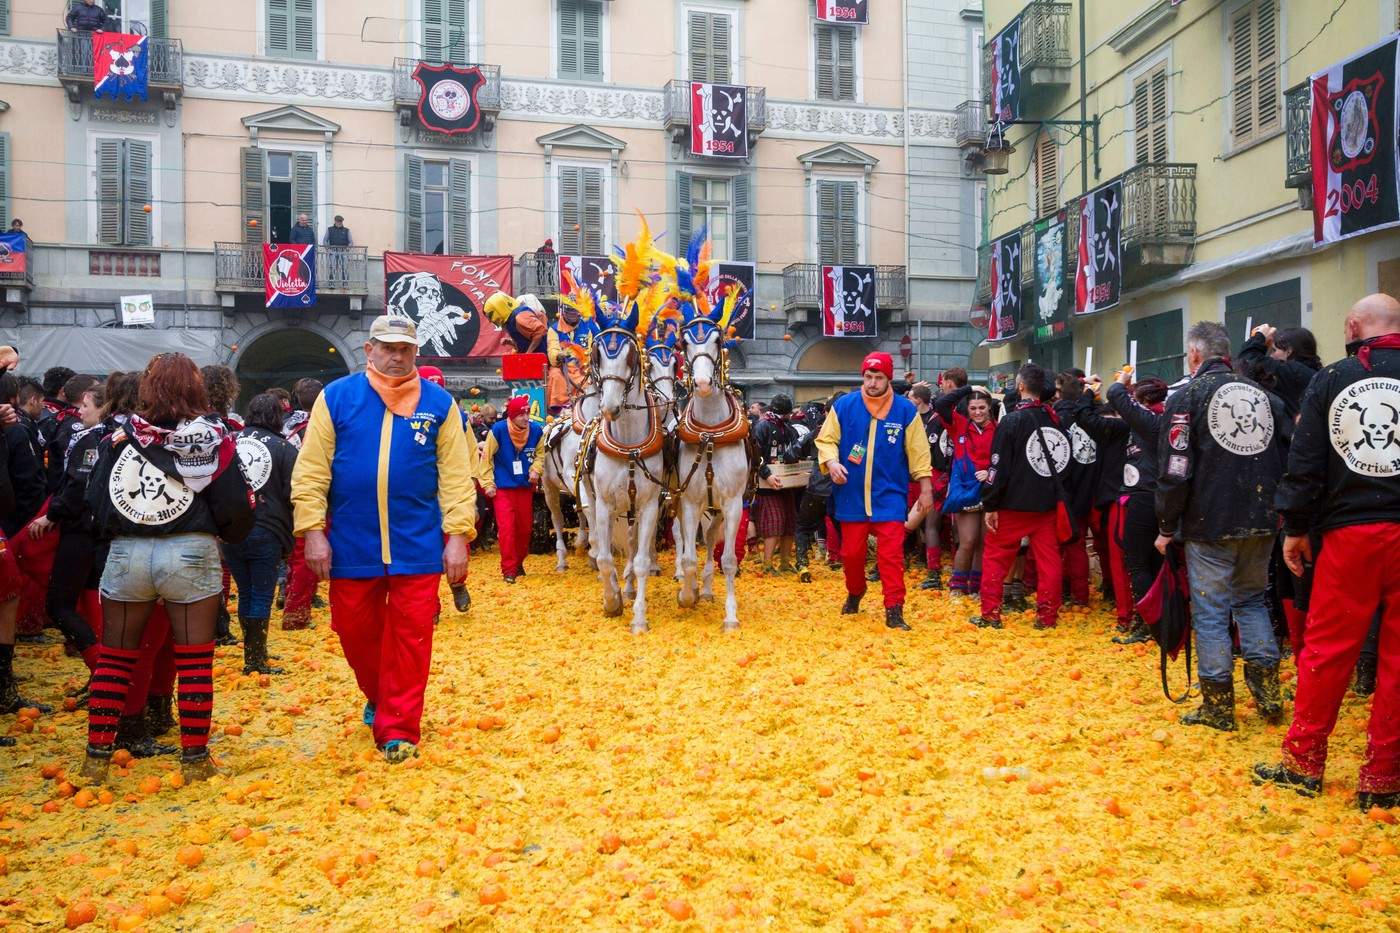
[0,291,1397,809]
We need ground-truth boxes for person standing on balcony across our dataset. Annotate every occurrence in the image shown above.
[290,214,316,246]
[66,0,109,32]
[322,215,352,285]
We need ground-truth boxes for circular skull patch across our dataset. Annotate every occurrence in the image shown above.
[1025,427,1071,478]
[1328,377,1400,477]
[108,445,195,526]
[1068,423,1097,465]
[1207,382,1274,456]
[236,435,273,492]
[1123,463,1140,488]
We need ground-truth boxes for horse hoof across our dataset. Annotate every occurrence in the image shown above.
[699,594,716,604]
[723,620,740,632]
[631,621,649,635]
[677,592,697,610]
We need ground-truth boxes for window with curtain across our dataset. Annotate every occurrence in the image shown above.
[96,138,152,247]
[558,0,602,81]
[816,180,859,265]
[557,165,604,254]
[814,23,856,101]
[687,10,732,83]
[1228,0,1279,148]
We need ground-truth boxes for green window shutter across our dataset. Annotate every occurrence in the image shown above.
[267,0,291,55]
[580,1,602,80]
[581,167,603,254]
[710,14,731,84]
[687,12,710,82]
[241,147,266,244]
[425,0,468,64]
[0,135,10,229]
[448,158,471,254]
[817,181,837,265]
[292,152,316,228]
[292,0,316,59]
[1126,308,1185,382]
[150,0,168,38]
[823,181,858,264]
[732,173,752,262]
[124,140,152,247]
[404,155,424,253]
[446,0,468,64]
[558,166,581,253]
[96,139,124,246]
[835,25,855,101]
[558,0,580,78]
[675,171,693,252]
[0,0,11,36]
[815,25,835,100]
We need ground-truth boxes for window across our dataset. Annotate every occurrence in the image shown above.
[557,164,604,254]
[1228,0,1279,148]
[676,173,752,262]
[1133,64,1169,164]
[1224,278,1301,349]
[267,0,315,60]
[1033,134,1059,218]
[974,181,987,244]
[423,0,469,65]
[1127,308,1185,382]
[240,148,315,244]
[405,155,470,254]
[0,0,10,35]
[970,29,984,99]
[100,1,167,36]
[687,10,732,83]
[95,138,152,247]
[816,179,859,264]
[814,23,856,102]
[558,0,602,81]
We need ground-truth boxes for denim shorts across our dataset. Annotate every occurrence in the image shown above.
[100,533,224,605]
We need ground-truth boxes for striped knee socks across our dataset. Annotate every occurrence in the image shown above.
[88,646,140,749]
[174,643,215,755]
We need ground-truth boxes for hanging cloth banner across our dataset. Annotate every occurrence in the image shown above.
[559,254,617,301]
[986,230,1022,343]
[413,62,487,135]
[92,31,149,102]
[383,252,515,359]
[690,82,749,159]
[1311,36,1400,245]
[1031,210,1069,341]
[263,244,317,310]
[816,1,869,25]
[821,264,878,338]
[989,14,1023,124]
[1074,179,1123,316]
[711,261,757,341]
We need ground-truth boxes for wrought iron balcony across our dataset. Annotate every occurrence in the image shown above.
[213,243,368,302]
[1120,162,1197,286]
[662,79,768,151]
[516,251,561,298]
[781,263,907,315]
[392,59,502,132]
[981,2,1072,111]
[56,30,183,106]
[1284,82,1312,198]
[956,99,987,150]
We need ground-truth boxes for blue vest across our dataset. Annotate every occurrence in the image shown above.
[490,419,542,489]
[323,373,455,578]
[829,391,918,523]
[505,308,534,352]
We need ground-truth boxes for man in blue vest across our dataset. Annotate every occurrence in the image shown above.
[478,395,544,583]
[815,352,934,630]
[483,293,549,355]
[291,315,477,763]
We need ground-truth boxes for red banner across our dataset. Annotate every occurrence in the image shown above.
[383,253,515,359]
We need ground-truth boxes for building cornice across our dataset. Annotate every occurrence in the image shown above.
[0,38,962,147]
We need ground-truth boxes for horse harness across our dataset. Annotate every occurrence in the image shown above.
[586,326,669,527]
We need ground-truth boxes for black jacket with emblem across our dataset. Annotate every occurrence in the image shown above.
[1066,393,1131,508]
[1275,343,1400,536]
[236,425,299,557]
[87,426,256,545]
[45,422,106,533]
[1053,390,1102,517]
[1155,358,1289,541]
[1105,382,1166,495]
[981,399,1066,514]
[752,413,797,482]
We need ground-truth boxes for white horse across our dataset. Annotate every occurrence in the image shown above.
[541,370,597,572]
[672,315,750,630]
[587,327,668,633]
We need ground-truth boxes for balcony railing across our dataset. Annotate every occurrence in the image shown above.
[1122,162,1197,284]
[1284,82,1312,191]
[662,79,768,146]
[392,59,502,130]
[956,99,987,149]
[981,2,1072,108]
[214,243,368,296]
[516,251,561,297]
[781,263,907,314]
[56,30,183,103]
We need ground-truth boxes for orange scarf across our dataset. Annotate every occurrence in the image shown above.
[861,388,894,420]
[507,419,530,450]
[366,363,420,418]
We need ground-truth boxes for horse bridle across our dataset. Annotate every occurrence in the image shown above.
[590,326,641,397]
[679,318,728,393]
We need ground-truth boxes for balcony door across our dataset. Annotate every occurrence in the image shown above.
[240,147,316,245]
[100,0,167,36]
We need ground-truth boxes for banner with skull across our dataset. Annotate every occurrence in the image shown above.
[1310,36,1400,245]
[1074,179,1122,316]
[558,254,618,302]
[690,82,749,159]
[821,264,878,338]
[383,253,515,359]
[92,31,149,103]
[989,15,1023,124]
[986,229,1022,343]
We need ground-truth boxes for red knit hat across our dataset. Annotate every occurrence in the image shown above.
[417,365,445,387]
[505,395,530,418]
[862,352,894,378]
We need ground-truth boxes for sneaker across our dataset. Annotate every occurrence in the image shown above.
[382,740,418,764]
[362,702,376,727]
[866,567,880,583]
[1112,620,1152,645]
[1252,762,1321,798]
[312,595,327,609]
[969,616,1003,629]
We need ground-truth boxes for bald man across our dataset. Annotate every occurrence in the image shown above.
[1255,293,1400,810]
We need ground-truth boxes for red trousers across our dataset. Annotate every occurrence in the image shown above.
[493,487,534,577]
[842,520,905,608]
[714,508,750,565]
[1282,523,1400,792]
[282,535,320,630]
[1104,500,1135,626]
[1060,532,1090,604]
[825,516,842,564]
[12,514,57,634]
[981,510,1061,626]
[330,574,440,747]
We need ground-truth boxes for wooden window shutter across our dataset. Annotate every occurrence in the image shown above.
[292,0,316,59]
[710,14,731,84]
[0,135,10,227]
[150,0,167,38]
[448,159,471,254]
[1229,2,1256,144]
[124,140,152,247]
[558,0,580,78]
[445,0,469,64]
[817,181,838,264]
[580,1,602,80]
[837,182,858,263]
[675,171,693,252]
[1149,67,1168,161]
[1133,65,1169,164]
[815,24,835,100]
[581,168,603,254]
[835,25,856,101]
[688,12,710,82]
[96,139,124,246]
[267,0,291,55]
[733,173,753,262]
[404,155,424,253]
[292,152,316,227]
[1253,0,1279,135]
[0,1,10,36]
[558,166,582,254]
[423,0,445,62]
[241,147,266,244]
[1034,135,1058,218]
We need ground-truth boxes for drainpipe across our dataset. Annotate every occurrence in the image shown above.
[1079,0,1089,196]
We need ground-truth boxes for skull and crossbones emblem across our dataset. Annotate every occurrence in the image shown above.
[1207,383,1274,455]
[1349,400,1400,451]
[1329,379,1400,477]
[132,460,176,505]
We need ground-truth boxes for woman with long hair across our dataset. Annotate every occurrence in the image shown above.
[1239,324,1322,417]
[935,384,998,597]
[81,353,253,782]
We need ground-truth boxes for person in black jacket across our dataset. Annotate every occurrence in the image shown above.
[80,353,255,784]
[43,373,98,494]
[65,0,108,31]
[974,364,1068,631]
[0,373,44,540]
[1052,372,1102,607]
[1156,321,1289,733]
[1238,324,1322,418]
[225,393,298,677]
[0,373,40,741]
[752,395,799,573]
[1068,376,1136,636]
[1255,294,1400,809]
[788,400,834,583]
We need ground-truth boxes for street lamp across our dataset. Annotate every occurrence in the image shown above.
[982,123,1014,176]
